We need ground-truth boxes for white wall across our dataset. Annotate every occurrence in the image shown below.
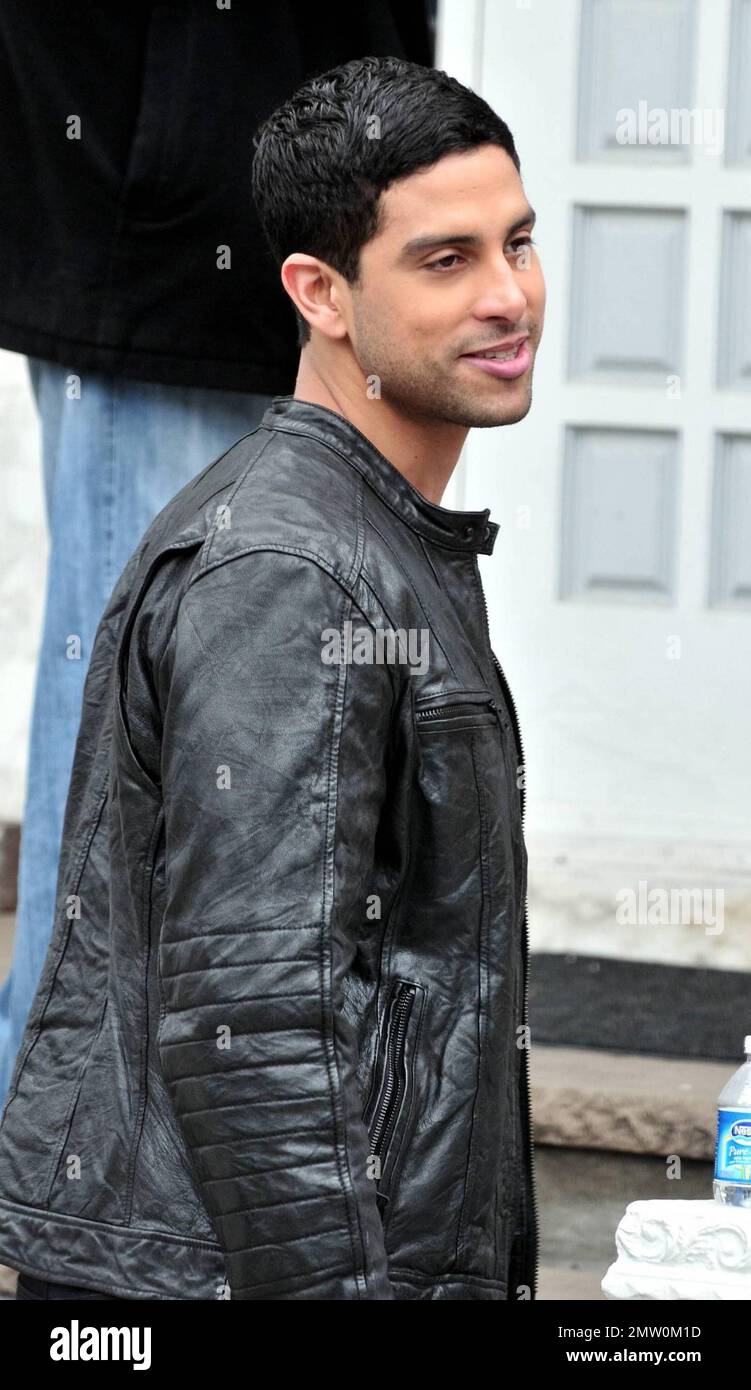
[0,350,44,823]
[439,0,751,968]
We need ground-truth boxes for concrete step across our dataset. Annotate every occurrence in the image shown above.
[530,1043,729,1160]
[534,1143,714,1298]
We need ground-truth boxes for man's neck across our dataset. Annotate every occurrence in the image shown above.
[292,354,468,506]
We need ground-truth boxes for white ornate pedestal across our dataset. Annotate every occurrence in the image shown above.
[602,1200,751,1299]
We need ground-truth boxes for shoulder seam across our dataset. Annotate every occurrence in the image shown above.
[173,545,398,705]
[197,430,275,575]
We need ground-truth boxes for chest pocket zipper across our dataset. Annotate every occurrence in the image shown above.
[414,692,499,730]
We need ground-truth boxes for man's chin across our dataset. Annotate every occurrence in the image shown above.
[446,386,533,429]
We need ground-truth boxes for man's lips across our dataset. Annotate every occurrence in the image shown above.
[460,336,531,380]
[462,333,529,355]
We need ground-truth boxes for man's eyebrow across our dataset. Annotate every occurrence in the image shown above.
[399,206,537,259]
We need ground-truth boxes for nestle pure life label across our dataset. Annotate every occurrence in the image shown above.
[714,1108,751,1184]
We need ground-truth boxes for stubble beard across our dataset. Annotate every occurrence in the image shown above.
[353,310,536,429]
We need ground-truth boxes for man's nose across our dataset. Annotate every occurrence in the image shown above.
[472,257,529,321]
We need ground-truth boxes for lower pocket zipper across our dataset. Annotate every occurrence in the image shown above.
[365,981,420,1215]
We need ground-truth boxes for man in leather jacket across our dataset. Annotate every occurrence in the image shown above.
[0,55,545,1300]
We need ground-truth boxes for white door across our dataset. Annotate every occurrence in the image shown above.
[437,0,751,979]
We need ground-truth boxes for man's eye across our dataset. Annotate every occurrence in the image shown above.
[425,253,464,271]
[508,236,537,255]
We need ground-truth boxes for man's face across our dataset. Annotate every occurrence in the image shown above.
[343,144,545,428]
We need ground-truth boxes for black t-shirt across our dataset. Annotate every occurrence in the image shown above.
[0,1,433,393]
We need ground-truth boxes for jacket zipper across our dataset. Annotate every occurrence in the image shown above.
[415,695,498,722]
[368,982,417,1190]
[474,557,540,1302]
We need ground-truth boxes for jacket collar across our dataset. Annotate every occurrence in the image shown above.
[261,395,499,555]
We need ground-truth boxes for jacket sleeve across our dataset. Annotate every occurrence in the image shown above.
[157,548,396,1300]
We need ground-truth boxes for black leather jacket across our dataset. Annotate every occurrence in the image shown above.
[0,395,538,1300]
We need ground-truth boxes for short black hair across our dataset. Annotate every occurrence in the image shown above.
[251,56,521,348]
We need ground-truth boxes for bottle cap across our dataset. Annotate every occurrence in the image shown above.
[745,1035,751,1054]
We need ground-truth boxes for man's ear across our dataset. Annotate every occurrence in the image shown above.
[280,254,347,341]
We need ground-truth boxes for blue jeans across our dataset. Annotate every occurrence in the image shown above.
[0,360,273,1107]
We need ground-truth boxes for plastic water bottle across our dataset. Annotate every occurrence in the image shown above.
[713,1035,751,1207]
